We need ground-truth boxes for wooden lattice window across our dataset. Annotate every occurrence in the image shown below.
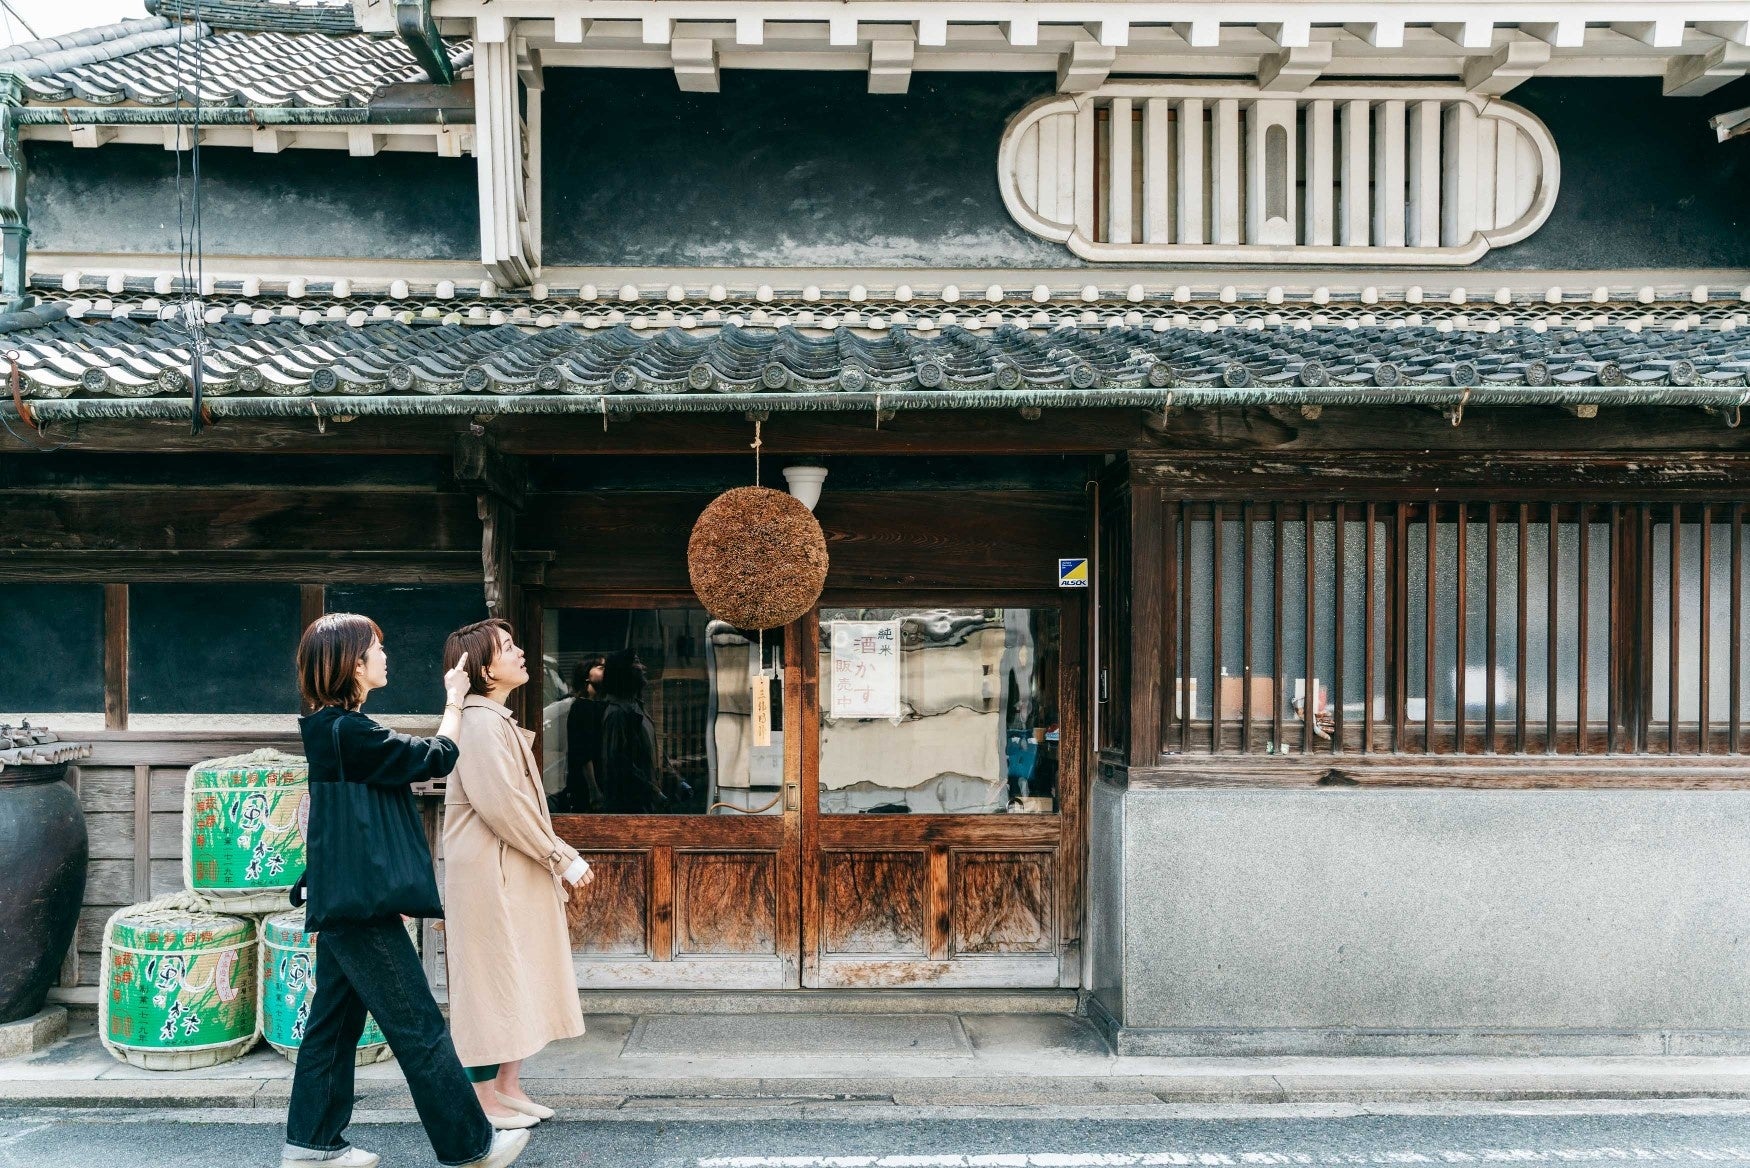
[1002,81,1558,265]
[1165,501,1750,756]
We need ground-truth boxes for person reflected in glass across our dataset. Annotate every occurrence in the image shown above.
[597,649,668,814]
[550,656,605,815]
[440,619,593,1129]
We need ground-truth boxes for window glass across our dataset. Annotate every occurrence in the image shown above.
[818,607,1060,815]
[129,584,300,716]
[0,583,105,725]
[543,607,784,815]
[324,585,487,716]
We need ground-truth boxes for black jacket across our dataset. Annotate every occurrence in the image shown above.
[297,706,458,928]
[599,696,664,814]
[553,695,605,813]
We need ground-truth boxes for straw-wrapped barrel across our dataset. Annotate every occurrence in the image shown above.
[259,909,394,1065]
[99,894,259,1070]
[183,749,308,914]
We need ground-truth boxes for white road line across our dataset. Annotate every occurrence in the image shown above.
[0,1122,55,1148]
[698,1151,1750,1168]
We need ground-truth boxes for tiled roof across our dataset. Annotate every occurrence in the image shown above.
[30,272,1750,338]
[4,309,1748,409]
[5,11,470,107]
[147,0,359,35]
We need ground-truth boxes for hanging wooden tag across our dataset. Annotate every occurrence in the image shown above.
[750,673,772,747]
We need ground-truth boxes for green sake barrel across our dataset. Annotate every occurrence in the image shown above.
[100,898,259,1070]
[260,910,393,1066]
[184,749,309,914]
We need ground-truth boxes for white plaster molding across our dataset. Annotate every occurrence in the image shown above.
[475,29,540,287]
[998,80,1561,266]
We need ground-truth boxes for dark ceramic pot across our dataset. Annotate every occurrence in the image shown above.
[0,762,88,1024]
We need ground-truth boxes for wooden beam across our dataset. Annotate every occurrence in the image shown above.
[1664,41,1750,96]
[347,129,384,157]
[251,128,291,153]
[1259,20,1311,47]
[1128,485,1166,767]
[132,763,151,900]
[1434,21,1496,49]
[1344,20,1405,48]
[68,126,115,149]
[869,33,915,93]
[103,584,127,732]
[1056,39,1114,93]
[671,36,720,91]
[1463,38,1551,95]
[1128,451,1750,499]
[1258,42,1331,90]
[1521,20,1586,48]
[1170,19,1220,47]
[0,550,485,583]
[1611,19,1687,47]
[1696,21,1750,45]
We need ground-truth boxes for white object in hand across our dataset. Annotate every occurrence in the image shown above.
[561,857,593,886]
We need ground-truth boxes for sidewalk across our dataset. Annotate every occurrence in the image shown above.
[8,1011,1750,1112]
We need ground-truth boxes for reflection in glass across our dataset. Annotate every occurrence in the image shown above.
[818,608,1060,815]
[542,608,783,815]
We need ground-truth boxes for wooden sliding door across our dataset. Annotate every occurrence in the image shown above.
[542,598,802,988]
[800,597,1085,988]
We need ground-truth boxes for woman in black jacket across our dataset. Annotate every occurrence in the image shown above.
[596,650,668,814]
[281,613,528,1168]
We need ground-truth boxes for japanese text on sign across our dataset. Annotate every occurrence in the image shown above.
[829,620,902,719]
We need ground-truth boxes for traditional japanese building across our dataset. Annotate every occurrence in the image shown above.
[2,0,1749,1055]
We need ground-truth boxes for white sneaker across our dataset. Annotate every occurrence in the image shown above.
[280,1146,380,1168]
[465,1128,530,1168]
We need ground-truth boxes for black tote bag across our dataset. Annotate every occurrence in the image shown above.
[296,718,444,929]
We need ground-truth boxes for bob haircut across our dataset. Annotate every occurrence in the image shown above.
[570,654,606,698]
[443,618,515,696]
[298,612,384,710]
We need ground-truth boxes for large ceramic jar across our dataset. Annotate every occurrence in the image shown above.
[0,756,89,1023]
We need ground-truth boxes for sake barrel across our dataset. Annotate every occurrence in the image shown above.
[184,749,309,913]
[260,909,393,1066]
[99,895,259,1070]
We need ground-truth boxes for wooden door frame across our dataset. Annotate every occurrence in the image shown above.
[800,591,1089,988]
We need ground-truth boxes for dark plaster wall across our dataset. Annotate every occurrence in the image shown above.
[28,141,478,260]
[24,72,1749,270]
[544,70,1066,268]
[542,70,1750,271]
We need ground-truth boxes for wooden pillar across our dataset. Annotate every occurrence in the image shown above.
[1128,483,1166,767]
[103,584,127,731]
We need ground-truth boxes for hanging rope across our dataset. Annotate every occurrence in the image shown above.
[4,351,67,451]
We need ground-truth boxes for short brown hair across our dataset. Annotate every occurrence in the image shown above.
[298,612,383,710]
[443,618,514,696]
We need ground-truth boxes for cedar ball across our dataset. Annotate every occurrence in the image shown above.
[688,486,829,630]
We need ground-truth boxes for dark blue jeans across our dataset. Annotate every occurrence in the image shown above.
[284,917,492,1167]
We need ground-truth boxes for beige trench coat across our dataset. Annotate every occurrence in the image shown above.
[443,695,586,1067]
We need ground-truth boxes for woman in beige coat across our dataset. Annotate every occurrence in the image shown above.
[441,618,592,1128]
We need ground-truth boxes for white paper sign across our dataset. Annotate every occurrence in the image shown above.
[829,620,902,719]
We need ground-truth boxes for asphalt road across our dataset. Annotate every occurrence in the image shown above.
[9,1103,1750,1168]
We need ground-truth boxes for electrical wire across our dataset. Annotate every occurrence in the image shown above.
[0,0,38,42]
[168,0,207,435]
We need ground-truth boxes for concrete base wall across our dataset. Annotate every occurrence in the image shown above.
[1105,787,1750,1056]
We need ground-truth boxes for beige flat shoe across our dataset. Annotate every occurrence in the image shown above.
[487,1110,539,1131]
[496,1092,555,1121]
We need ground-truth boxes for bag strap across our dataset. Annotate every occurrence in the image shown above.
[330,714,348,784]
